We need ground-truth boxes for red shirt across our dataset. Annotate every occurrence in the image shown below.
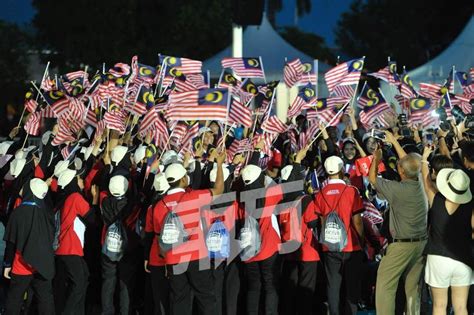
[202,201,239,231]
[242,184,283,263]
[12,251,35,276]
[55,192,91,256]
[152,188,212,265]
[314,179,364,252]
[145,204,167,267]
[280,196,320,262]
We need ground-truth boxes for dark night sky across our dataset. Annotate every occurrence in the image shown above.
[0,0,352,47]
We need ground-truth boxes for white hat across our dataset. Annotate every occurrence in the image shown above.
[29,178,48,200]
[41,131,52,146]
[153,173,170,194]
[14,146,36,160]
[10,158,26,178]
[58,169,77,188]
[436,168,472,204]
[54,160,70,177]
[280,165,293,181]
[134,145,147,164]
[210,164,230,182]
[165,163,187,183]
[241,164,262,185]
[198,127,212,136]
[161,150,179,166]
[84,146,94,161]
[111,145,128,164]
[109,175,128,197]
[74,157,83,171]
[0,141,14,156]
[324,156,344,175]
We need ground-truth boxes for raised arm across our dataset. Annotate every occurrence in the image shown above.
[421,146,436,207]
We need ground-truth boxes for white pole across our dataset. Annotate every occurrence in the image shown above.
[232,24,243,58]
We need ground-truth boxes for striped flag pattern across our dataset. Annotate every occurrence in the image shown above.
[283,58,303,88]
[325,58,364,93]
[221,57,265,78]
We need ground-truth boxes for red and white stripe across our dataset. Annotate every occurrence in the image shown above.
[261,115,288,134]
[228,98,252,127]
[24,111,41,136]
[331,85,355,98]
[109,63,131,77]
[363,200,383,225]
[52,119,76,146]
[103,110,126,134]
[221,57,264,78]
[325,59,363,92]
[25,99,38,113]
[284,59,303,88]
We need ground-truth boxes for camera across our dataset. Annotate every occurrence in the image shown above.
[398,114,412,138]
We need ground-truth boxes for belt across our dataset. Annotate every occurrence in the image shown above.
[392,237,427,243]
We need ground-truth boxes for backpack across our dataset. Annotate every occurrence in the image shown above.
[52,210,61,251]
[206,219,230,259]
[319,186,348,252]
[239,215,262,261]
[158,197,189,255]
[102,220,128,262]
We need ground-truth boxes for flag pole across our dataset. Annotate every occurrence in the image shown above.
[350,56,365,110]
[314,59,319,100]
[217,68,225,87]
[259,56,267,84]
[220,91,233,150]
[306,100,351,149]
[21,133,30,150]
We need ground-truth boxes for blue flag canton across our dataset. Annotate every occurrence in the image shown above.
[198,88,228,106]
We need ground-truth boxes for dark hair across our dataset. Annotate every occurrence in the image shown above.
[430,154,453,174]
[460,140,474,163]
[168,180,181,190]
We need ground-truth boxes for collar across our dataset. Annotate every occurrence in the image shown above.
[327,179,346,185]
[167,187,186,195]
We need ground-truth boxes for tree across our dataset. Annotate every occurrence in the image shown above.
[32,0,232,72]
[335,0,474,71]
[267,0,312,26]
[279,26,336,64]
[0,21,30,105]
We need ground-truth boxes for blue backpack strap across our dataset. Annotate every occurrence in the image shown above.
[22,201,38,207]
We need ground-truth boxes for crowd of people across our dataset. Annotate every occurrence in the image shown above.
[0,100,473,315]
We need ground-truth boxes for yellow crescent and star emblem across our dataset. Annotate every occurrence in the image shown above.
[205,91,224,103]
[440,86,448,95]
[315,100,325,109]
[247,58,259,68]
[366,97,379,107]
[50,91,63,100]
[403,75,413,87]
[302,63,312,73]
[169,67,183,78]
[164,56,178,66]
[462,73,468,80]
[109,103,120,112]
[410,98,426,110]
[351,60,363,70]
[389,63,397,74]
[139,66,152,76]
[246,83,257,95]
[303,88,315,98]
[143,92,154,104]
[265,90,273,99]
[25,91,33,99]
[225,74,236,84]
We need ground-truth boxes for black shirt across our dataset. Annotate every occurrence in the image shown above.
[425,193,473,268]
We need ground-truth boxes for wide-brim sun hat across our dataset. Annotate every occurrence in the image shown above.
[436,168,472,204]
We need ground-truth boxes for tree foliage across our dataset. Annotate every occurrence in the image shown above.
[335,0,474,71]
[267,0,312,25]
[279,26,335,64]
[32,0,232,71]
[0,21,30,105]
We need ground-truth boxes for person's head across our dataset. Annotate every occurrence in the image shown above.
[153,173,170,195]
[58,169,84,191]
[108,175,128,197]
[165,163,189,189]
[209,121,220,136]
[436,168,472,205]
[460,140,474,169]
[429,154,453,180]
[397,153,422,181]
[364,136,378,155]
[324,156,344,179]
[342,139,357,161]
[199,127,214,146]
[241,164,264,189]
[327,126,339,143]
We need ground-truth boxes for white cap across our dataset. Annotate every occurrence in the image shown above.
[280,165,293,181]
[54,160,70,177]
[324,156,344,175]
[109,175,128,197]
[161,150,179,166]
[241,164,262,185]
[58,169,77,188]
[10,158,26,178]
[84,146,94,161]
[74,157,83,171]
[436,168,472,204]
[14,146,36,160]
[134,145,147,164]
[30,178,48,199]
[210,164,230,182]
[0,141,14,156]
[198,127,212,136]
[153,173,170,194]
[111,145,128,164]
[165,163,187,183]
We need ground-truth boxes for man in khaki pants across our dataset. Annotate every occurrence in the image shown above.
[369,136,428,315]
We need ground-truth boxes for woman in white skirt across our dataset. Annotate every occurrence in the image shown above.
[422,148,473,315]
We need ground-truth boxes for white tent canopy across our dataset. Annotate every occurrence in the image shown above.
[203,15,331,84]
[409,15,474,85]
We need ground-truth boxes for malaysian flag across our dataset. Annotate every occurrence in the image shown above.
[130,55,157,85]
[325,58,364,93]
[358,84,392,129]
[41,90,67,108]
[252,132,276,158]
[228,97,253,128]
[363,199,383,225]
[169,122,188,149]
[299,123,319,149]
[238,78,259,104]
[159,55,202,75]
[419,83,443,100]
[187,73,209,90]
[227,138,252,162]
[331,85,355,98]
[452,94,472,114]
[287,84,317,119]
[64,70,88,82]
[52,118,76,146]
[369,61,399,85]
[299,61,317,86]
[24,111,41,136]
[455,71,471,94]
[103,108,127,134]
[167,88,229,121]
[109,62,131,78]
[130,85,154,116]
[24,89,38,113]
[221,57,265,78]
[261,112,288,134]
[409,97,437,128]
[399,71,418,99]
[439,93,453,119]
[218,69,240,89]
[139,105,168,138]
[306,96,350,125]
[40,76,55,91]
[284,58,303,88]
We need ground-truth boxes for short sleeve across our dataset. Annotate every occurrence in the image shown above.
[374,177,397,202]
[75,194,91,218]
[351,188,364,215]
